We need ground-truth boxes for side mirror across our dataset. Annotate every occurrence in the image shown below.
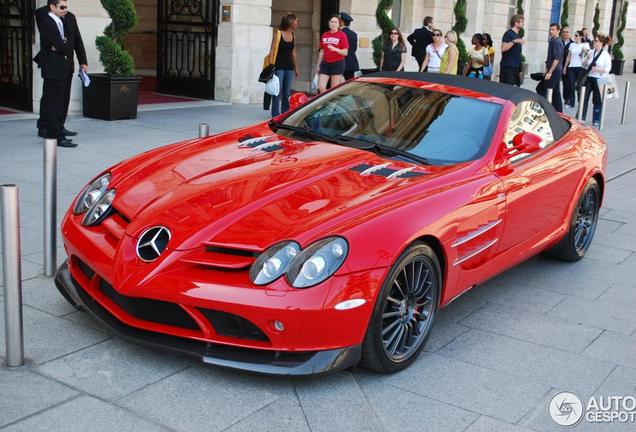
[506,131,543,157]
[288,92,308,112]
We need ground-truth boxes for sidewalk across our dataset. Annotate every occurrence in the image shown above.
[1,74,636,432]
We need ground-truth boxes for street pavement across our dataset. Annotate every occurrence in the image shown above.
[1,74,636,432]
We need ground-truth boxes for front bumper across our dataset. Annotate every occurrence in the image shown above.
[55,260,361,376]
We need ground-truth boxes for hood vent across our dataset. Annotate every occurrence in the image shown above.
[350,163,424,179]
[238,135,284,152]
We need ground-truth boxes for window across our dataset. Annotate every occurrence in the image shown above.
[504,100,555,162]
[279,81,502,166]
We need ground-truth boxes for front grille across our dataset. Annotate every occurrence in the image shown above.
[98,279,200,331]
[198,308,269,342]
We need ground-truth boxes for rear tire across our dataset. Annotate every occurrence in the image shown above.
[360,242,440,373]
[545,178,600,261]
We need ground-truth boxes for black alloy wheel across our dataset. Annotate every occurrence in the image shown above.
[361,242,440,373]
[545,178,601,261]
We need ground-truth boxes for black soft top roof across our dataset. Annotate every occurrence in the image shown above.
[365,72,571,140]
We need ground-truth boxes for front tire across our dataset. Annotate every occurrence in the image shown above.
[360,242,440,373]
[545,178,600,261]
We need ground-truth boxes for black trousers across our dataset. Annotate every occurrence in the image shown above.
[499,66,520,86]
[62,72,73,126]
[543,71,563,113]
[38,78,66,139]
[567,67,586,106]
[582,77,603,123]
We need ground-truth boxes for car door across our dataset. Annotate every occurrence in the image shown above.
[494,100,583,254]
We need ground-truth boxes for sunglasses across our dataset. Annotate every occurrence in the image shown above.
[390,32,399,35]
[59,5,67,9]
[433,33,442,37]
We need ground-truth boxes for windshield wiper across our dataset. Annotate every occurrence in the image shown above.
[335,135,430,166]
[269,121,355,146]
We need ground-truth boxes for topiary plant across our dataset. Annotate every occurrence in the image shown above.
[96,0,138,77]
[560,0,569,28]
[515,0,526,64]
[612,1,628,61]
[593,3,600,37]
[452,0,468,66]
[372,0,395,68]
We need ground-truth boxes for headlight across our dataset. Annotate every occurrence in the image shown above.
[250,241,300,285]
[82,189,115,226]
[74,173,111,215]
[286,237,348,288]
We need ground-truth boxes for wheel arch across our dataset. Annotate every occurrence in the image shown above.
[592,171,605,204]
[412,234,447,307]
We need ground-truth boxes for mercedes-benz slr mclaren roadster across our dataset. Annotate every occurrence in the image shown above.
[56,73,606,375]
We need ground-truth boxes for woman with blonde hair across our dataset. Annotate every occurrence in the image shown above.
[440,31,459,74]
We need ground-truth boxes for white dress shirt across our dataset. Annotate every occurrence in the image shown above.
[48,12,65,40]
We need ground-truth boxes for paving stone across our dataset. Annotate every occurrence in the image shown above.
[583,331,636,369]
[424,316,470,352]
[596,218,625,234]
[591,229,636,253]
[538,260,617,299]
[20,276,76,317]
[438,329,615,396]
[466,279,568,314]
[37,339,189,400]
[0,305,110,364]
[294,372,383,432]
[464,416,534,432]
[119,366,287,432]
[0,368,78,427]
[355,371,478,432]
[461,303,603,353]
[378,351,550,423]
[223,393,310,432]
[597,284,636,310]
[583,243,633,263]
[2,396,171,432]
[437,288,488,323]
[548,295,636,335]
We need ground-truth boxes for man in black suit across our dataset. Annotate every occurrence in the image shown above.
[35,0,87,147]
[407,16,434,71]
[340,12,359,80]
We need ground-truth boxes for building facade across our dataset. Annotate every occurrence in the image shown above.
[0,0,633,114]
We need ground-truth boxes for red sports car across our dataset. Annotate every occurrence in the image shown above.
[56,73,606,375]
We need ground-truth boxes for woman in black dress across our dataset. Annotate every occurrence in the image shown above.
[380,28,407,72]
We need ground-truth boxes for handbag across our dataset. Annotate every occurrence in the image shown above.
[265,74,280,96]
[483,48,493,77]
[575,49,603,91]
[262,30,282,69]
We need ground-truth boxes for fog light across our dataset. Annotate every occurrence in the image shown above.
[269,320,285,332]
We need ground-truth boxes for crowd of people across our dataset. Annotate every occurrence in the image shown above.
[266,11,616,127]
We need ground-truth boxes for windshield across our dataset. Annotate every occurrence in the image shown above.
[278,81,502,165]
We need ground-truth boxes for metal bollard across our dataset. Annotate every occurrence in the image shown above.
[576,86,586,121]
[43,138,57,276]
[546,88,553,104]
[1,184,24,367]
[599,85,609,131]
[621,81,630,125]
[198,123,209,138]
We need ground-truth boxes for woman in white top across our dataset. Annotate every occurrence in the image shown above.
[581,33,612,127]
[564,30,589,107]
[419,29,447,73]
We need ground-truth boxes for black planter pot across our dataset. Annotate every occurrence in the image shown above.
[611,59,625,75]
[83,74,141,121]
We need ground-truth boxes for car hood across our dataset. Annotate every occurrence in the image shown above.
[113,131,455,251]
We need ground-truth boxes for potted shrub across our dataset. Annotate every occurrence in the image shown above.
[83,0,141,120]
[516,0,527,84]
[453,0,468,75]
[611,2,628,75]
[371,0,395,71]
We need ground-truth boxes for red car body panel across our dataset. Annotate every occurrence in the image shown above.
[58,76,607,373]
